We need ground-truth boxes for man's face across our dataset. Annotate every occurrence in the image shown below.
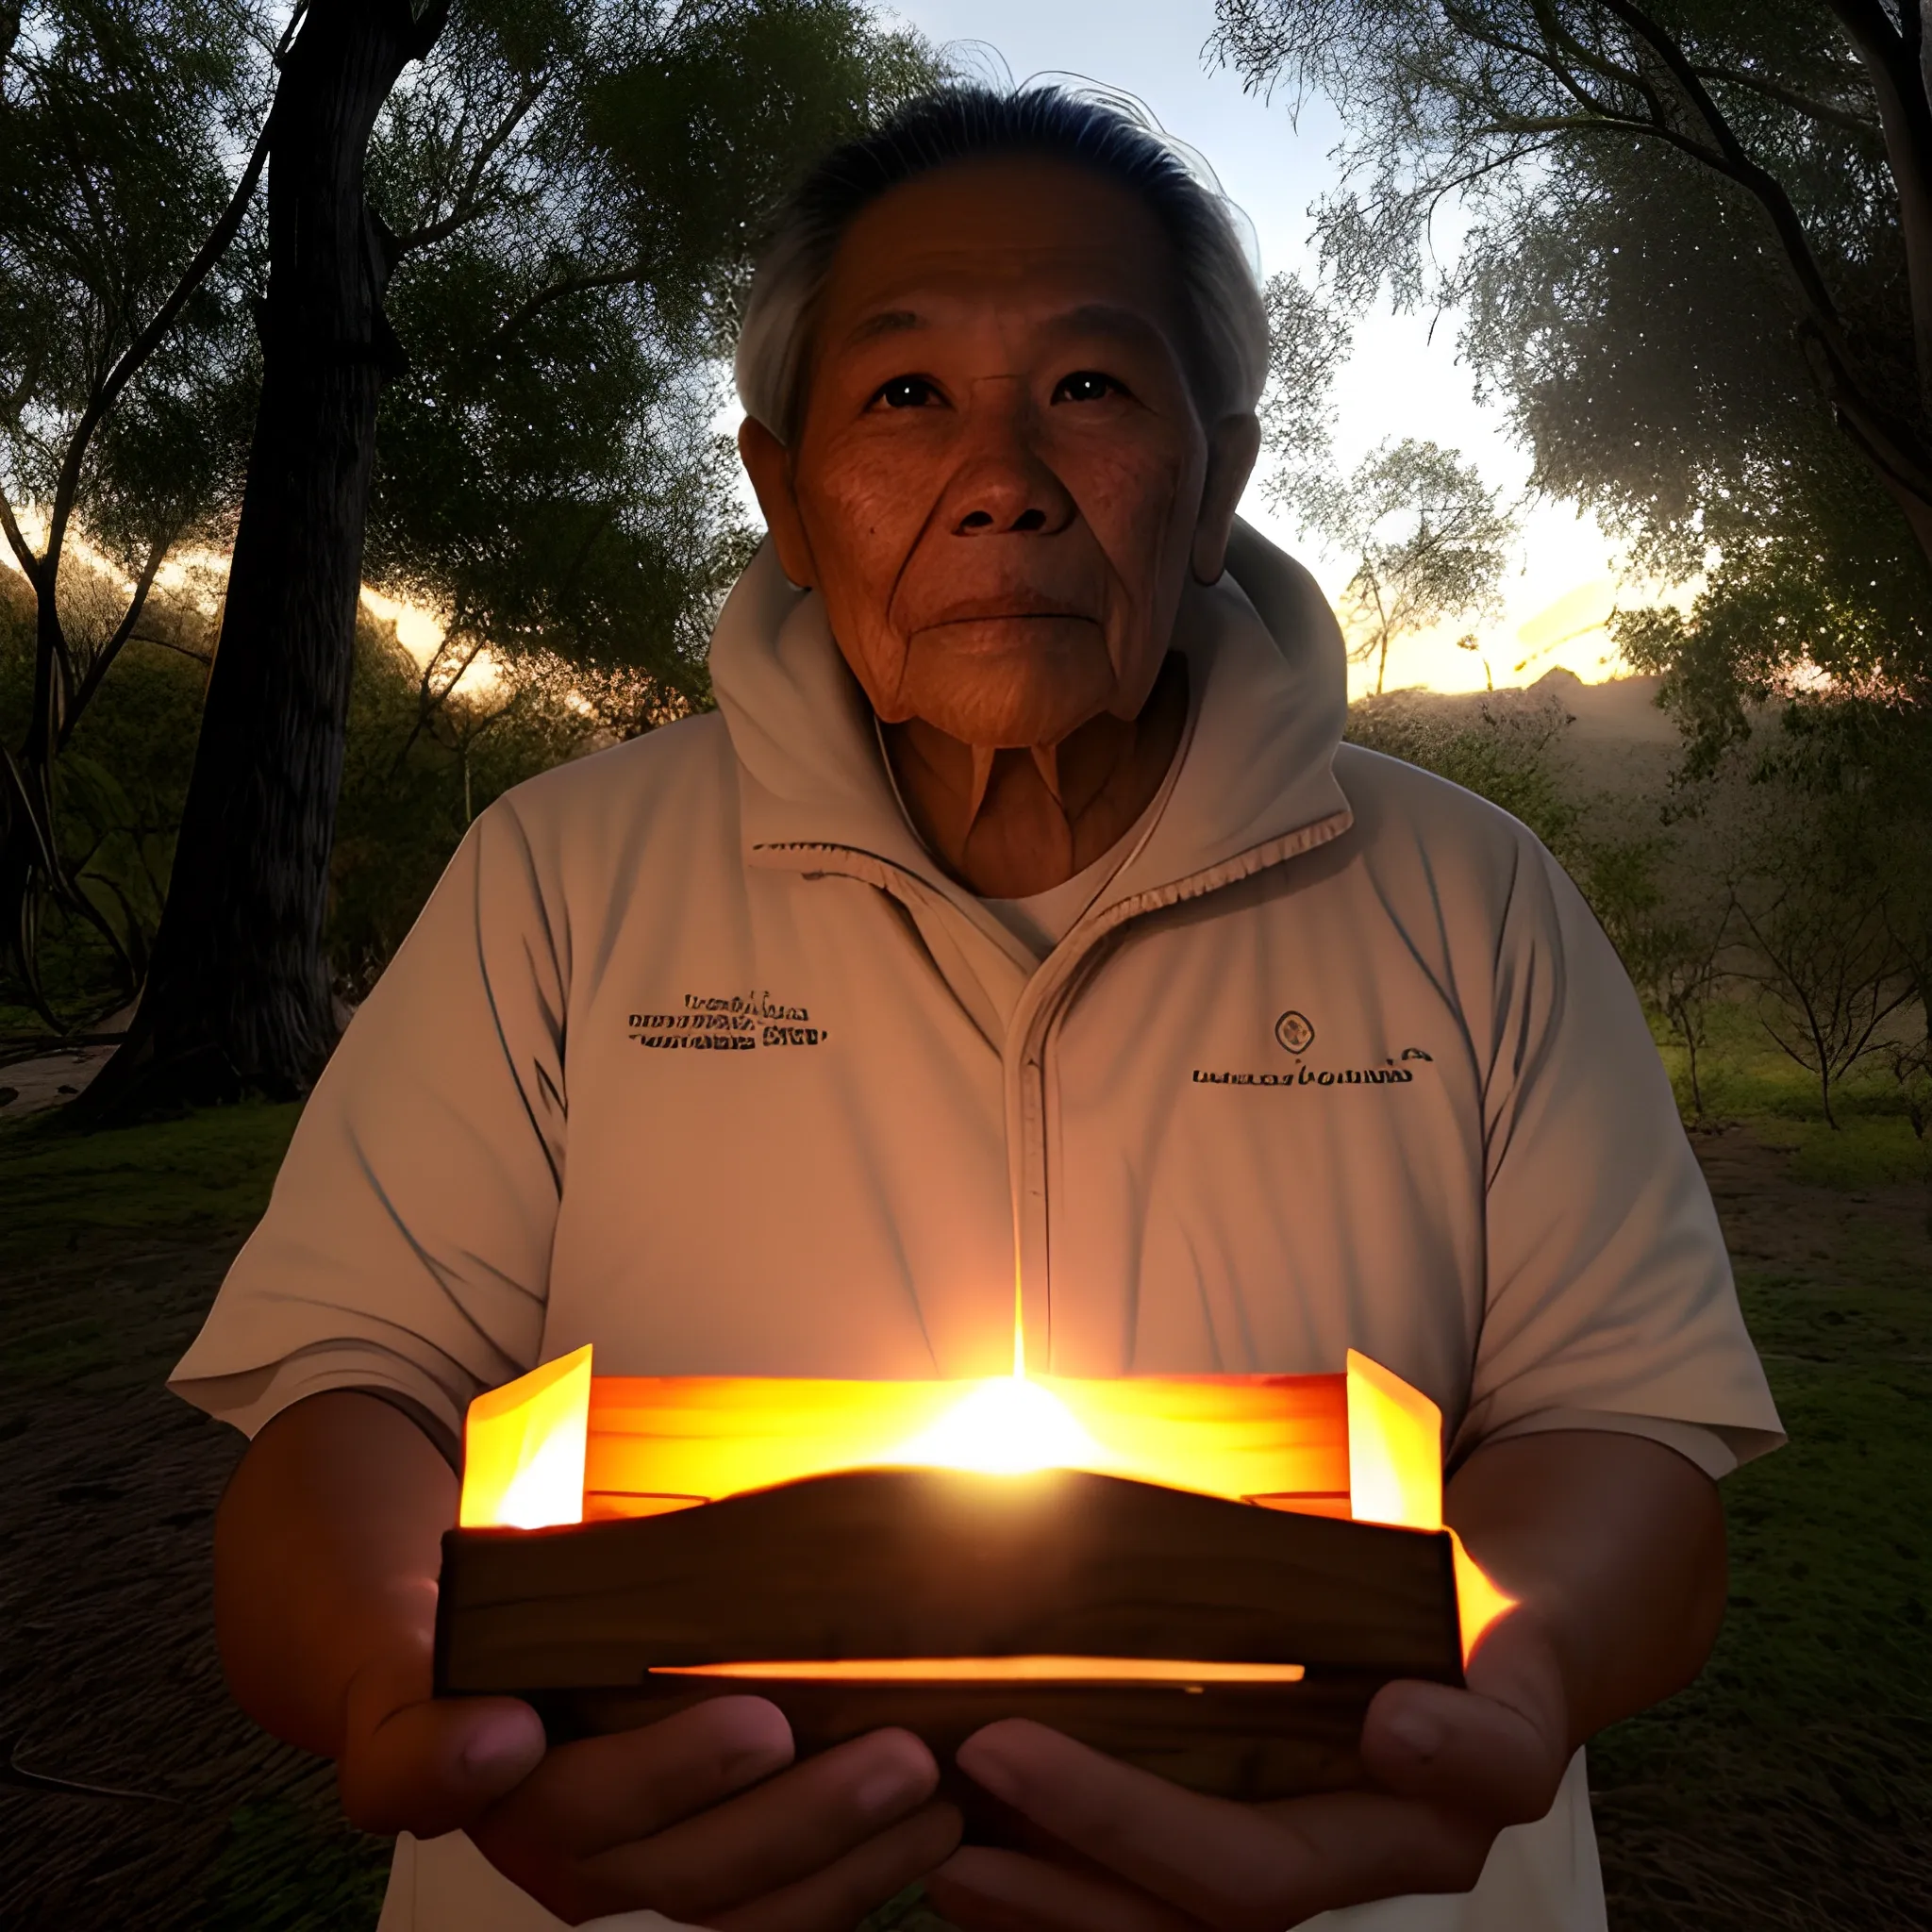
[740,158,1257,748]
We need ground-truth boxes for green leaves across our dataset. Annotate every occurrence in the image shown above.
[362,0,943,709]
[1214,0,1932,724]
[0,0,270,566]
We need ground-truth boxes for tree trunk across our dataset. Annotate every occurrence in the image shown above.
[84,0,443,1119]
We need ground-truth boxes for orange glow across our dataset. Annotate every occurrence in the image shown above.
[891,1374,1109,1475]
[1344,1348,1443,1530]
[650,1657,1307,1684]
[456,1344,1522,1676]
[574,1369,1350,1518]
[1450,1529,1519,1662]
[458,1353,1433,1524]
[457,1346,1514,1664]
[458,1343,591,1529]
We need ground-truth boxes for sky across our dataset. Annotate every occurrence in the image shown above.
[880,0,1637,696]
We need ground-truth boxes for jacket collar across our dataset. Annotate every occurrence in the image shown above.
[708,518,1352,928]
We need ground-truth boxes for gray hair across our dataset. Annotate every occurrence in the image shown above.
[734,83,1269,444]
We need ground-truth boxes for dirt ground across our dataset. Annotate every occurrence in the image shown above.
[0,1232,384,1930]
[0,1123,1925,1930]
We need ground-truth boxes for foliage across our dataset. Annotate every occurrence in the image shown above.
[0,0,270,563]
[1345,684,1579,857]
[1212,0,1932,731]
[0,0,943,1021]
[0,0,276,1011]
[1295,438,1517,695]
[362,0,943,708]
[1731,834,1912,1130]
[0,568,609,1024]
[0,556,208,1017]
[1255,269,1353,503]
[327,612,603,998]
[1584,827,1732,1116]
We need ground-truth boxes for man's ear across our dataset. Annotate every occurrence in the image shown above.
[738,417,817,589]
[1191,411,1262,584]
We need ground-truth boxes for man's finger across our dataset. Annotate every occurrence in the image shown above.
[485,1695,796,1863]
[577,1725,941,1922]
[928,1845,1203,1932]
[952,1719,1496,1927]
[714,1798,965,1932]
[1358,1677,1567,1824]
[339,1694,545,1838]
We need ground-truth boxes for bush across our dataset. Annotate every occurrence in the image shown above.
[1,570,625,1029]
[1345,685,1581,859]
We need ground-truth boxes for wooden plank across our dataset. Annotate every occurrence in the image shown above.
[438,1467,1459,1693]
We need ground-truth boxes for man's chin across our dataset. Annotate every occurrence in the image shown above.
[897,623,1119,748]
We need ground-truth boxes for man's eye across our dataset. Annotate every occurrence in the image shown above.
[1053,371,1124,404]
[872,375,940,409]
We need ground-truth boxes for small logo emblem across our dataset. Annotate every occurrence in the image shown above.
[1274,1009,1315,1055]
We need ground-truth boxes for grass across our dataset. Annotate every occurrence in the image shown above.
[4,1019,1927,1930]
[0,1100,300,1260]
[1587,1001,1932,1927]
[198,1795,392,1932]
[1657,995,1932,1193]
[1590,1257,1932,1926]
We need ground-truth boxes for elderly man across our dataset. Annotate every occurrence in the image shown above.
[178,85,1780,1932]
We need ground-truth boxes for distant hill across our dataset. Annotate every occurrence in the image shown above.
[1524,666,1676,745]
[1353,667,1683,805]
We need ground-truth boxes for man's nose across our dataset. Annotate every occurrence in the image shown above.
[944,409,1075,538]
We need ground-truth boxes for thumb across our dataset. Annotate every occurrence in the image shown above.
[340,1692,547,1838]
[1358,1677,1565,1828]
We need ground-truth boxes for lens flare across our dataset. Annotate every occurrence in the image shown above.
[890,1374,1114,1475]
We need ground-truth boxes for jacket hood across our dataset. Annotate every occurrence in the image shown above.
[708,517,1352,931]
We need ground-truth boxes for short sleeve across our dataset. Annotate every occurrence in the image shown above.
[168,799,571,1444]
[1450,844,1784,1474]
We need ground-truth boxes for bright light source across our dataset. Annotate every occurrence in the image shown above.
[890,1374,1113,1476]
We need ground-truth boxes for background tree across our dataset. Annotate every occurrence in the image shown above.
[82,0,938,1114]
[0,0,279,1023]
[1213,0,1932,726]
[1729,766,1915,1127]
[1291,436,1517,694]
[1255,269,1352,507]
[1583,825,1735,1117]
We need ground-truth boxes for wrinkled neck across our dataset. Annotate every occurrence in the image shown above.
[880,653,1189,899]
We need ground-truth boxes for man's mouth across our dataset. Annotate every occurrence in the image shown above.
[916,597,1094,627]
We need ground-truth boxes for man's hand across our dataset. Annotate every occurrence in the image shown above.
[926,1610,1569,1931]
[217,1392,960,1929]
[929,1430,1726,1931]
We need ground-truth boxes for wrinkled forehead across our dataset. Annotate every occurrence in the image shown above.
[808,158,1192,378]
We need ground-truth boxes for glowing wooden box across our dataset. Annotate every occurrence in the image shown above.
[434,1350,1505,1801]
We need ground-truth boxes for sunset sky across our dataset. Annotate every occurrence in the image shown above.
[884,0,1642,696]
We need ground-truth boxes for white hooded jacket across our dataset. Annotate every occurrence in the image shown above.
[173,525,1782,1932]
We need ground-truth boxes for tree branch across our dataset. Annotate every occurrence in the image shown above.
[60,533,175,745]
[42,90,275,569]
[1589,0,1864,380]
[0,494,42,589]
[391,68,549,258]
[481,261,645,351]
[1690,62,1880,141]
